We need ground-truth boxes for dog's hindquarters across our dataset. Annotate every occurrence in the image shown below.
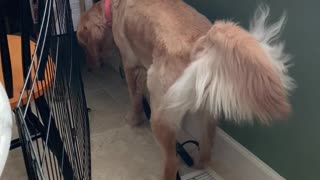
[163,5,295,127]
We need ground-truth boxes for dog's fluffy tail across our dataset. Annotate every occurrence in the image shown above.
[162,5,295,126]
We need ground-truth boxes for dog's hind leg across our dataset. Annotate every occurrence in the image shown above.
[195,114,217,169]
[151,112,178,180]
[147,65,178,180]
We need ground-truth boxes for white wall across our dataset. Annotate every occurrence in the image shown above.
[69,0,81,30]
[85,0,93,11]
[69,0,93,30]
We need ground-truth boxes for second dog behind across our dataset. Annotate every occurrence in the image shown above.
[77,0,115,70]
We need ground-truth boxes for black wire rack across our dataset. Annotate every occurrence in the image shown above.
[0,0,91,179]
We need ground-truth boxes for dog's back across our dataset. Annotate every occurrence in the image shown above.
[111,0,216,93]
[120,0,210,64]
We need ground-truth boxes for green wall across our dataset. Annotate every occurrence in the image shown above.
[185,0,320,179]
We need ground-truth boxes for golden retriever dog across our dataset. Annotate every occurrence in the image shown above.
[109,0,295,179]
[77,0,114,69]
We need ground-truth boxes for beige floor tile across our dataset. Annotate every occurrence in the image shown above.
[86,89,127,136]
[91,124,162,180]
[82,70,104,94]
[84,65,130,110]
[1,148,27,180]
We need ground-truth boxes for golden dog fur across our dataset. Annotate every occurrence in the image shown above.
[77,0,115,69]
[110,0,294,179]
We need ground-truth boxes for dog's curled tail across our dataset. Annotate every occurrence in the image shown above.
[162,5,295,127]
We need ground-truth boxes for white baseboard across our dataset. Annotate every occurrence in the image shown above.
[213,128,285,180]
[182,118,285,180]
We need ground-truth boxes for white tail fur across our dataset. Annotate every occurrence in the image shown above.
[162,5,295,127]
[249,5,295,92]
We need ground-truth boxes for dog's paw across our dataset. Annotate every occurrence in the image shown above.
[125,111,146,127]
[193,158,210,170]
[191,151,211,170]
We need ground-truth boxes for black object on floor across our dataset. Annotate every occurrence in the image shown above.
[119,65,126,79]
[142,96,199,180]
[143,97,151,119]
[176,171,181,180]
[176,141,199,167]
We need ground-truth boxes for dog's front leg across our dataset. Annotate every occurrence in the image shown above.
[123,66,147,126]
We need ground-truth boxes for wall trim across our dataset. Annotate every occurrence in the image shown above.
[213,128,285,180]
[185,126,286,180]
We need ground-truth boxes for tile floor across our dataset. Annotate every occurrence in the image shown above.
[1,64,200,180]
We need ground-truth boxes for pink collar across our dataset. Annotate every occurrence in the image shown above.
[104,0,112,27]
